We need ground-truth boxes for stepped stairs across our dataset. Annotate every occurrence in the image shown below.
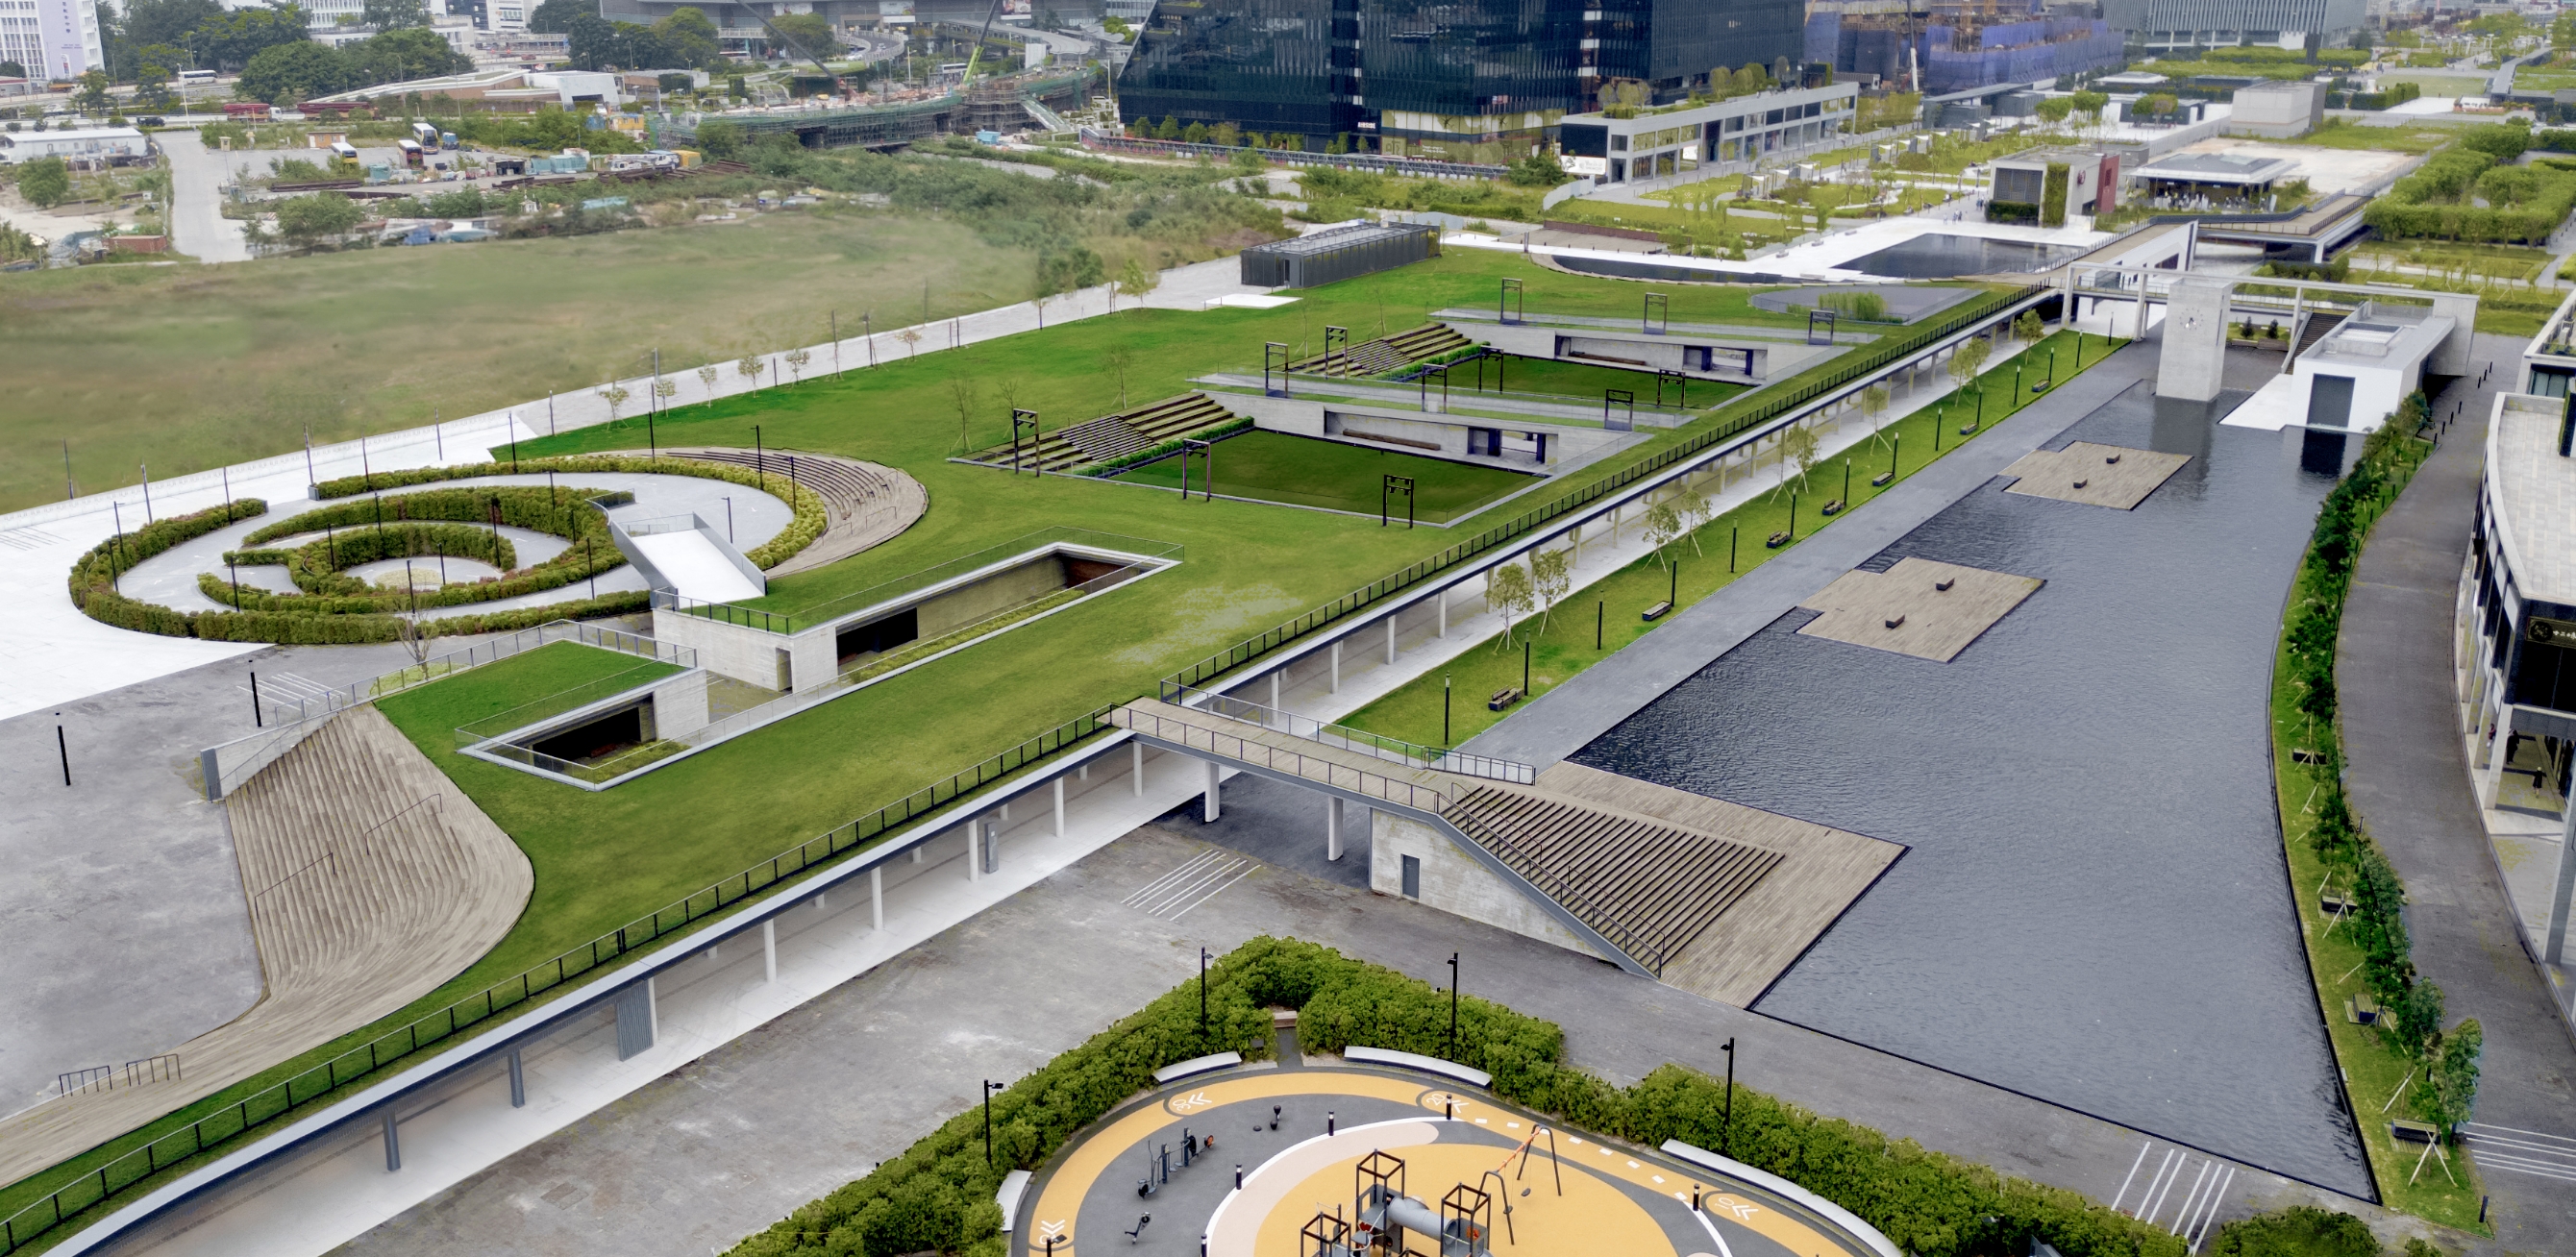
[974,393,1237,474]
[1291,323,1475,378]
[655,448,929,576]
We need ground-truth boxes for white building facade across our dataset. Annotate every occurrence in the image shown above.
[4,0,104,81]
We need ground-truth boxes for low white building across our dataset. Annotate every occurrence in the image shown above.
[2227,80,2326,139]
[0,124,146,163]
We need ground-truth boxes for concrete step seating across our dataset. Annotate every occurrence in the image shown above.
[656,448,929,578]
[1442,785,1786,970]
[988,393,1238,474]
[1292,324,1475,378]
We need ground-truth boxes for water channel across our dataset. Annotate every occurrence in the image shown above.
[1573,382,2373,1194]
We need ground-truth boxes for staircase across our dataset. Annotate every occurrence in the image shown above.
[977,393,1238,473]
[2291,309,2345,359]
[1292,324,1476,377]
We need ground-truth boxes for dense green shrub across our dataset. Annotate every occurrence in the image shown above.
[208,487,622,614]
[729,938,2193,1257]
[2367,125,2576,241]
[310,453,829,570]
[2202,1205,2381,1257]
[66,498,269,605]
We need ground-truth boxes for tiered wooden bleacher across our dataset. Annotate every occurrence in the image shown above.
[973,393,1239,474]
[1290,324,1475,377]
[657,448,929,577]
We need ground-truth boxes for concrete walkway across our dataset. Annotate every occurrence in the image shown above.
[156,133,253,265]
[1468,333,2155,767]
[2335,333,2576,1255]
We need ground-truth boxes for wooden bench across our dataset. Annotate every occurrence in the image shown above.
[1765,530,1792,549]
[2343,993,2378,1025]
[2319,892,2353,917]
[1819,498,1844,516]
[1641,601,1672,622]
[2389,1120,2440,1145]
[1487,687,1523,711]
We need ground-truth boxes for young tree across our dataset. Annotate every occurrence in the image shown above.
[784,347,811,384]
[1114,257,1159,310]
[652,377,678,410]
[948,373,980,452]
[2013,309,2044,343]
[2415,1019,2482,1144]
[15,157,69,210]
[737,350,763,392]
[273,190,362,248]
[1530,547,1571,631]
[1104,344,1133,407]
[696,364,719,405]
[599,383,631,424]
[1774,424,1821,495]
[1946,335,1993,390]
[1488,561,1534,651]
[1643,499,1684,564]
[897,327,922,359]
[1675,482,1711,554]
[1862,383,1893,435]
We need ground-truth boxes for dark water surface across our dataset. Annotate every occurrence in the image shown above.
[1845,233,2087,279]
[1573,383,2373,1194]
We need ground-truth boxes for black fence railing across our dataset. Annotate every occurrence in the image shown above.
[0,708,1116,1255]
[1162,284,2042,692]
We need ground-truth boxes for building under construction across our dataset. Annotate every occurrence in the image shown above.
[659,66,1094,150]
[1805,0,2124,94]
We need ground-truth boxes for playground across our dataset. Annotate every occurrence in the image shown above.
[1023,1057,1892,1257]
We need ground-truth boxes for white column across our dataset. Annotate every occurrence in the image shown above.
[1078,762,1090,781]
[2546,801,2576,965]
[762,919,778,983]
[966,822,980,881]
[909,846,924,864]
[871,866,884,930]
[1385,616,1398,665]
[1330,640,1342,693]
[1437,587,1449,639]
[1133,739,1146,796]
[1053,776,1066,837]
[1327,796,1345,862]
[812,891,828,911]
[1272,669,1283,710]
[1203,759,1221,823]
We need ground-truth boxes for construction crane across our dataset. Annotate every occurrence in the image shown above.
[743,8,849,98]
[959,0,1009,83]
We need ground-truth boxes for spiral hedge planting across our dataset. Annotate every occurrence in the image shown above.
[729,938,2192,1257]
[198,487,621,615]
[310,452,830,569]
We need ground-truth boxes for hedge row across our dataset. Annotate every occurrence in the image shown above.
[207,523,517,608]
[308,452,830,570]
[2366,125,2576,243]
[729,938,2191,1257]
[208,488,621,613]
[68,498,269,596]
[2280,398,2484,1134]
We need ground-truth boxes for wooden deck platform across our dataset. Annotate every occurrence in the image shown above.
[1797,556,2043,663]
[0,707,531,1185]
[1530,763,1902,1007]
[1998,441,2190,510]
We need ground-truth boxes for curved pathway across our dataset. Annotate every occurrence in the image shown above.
[2336,334,2576,1255]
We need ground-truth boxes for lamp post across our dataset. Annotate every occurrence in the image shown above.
[1199,947,1212,1040]
[1720,1038,1736,1158]
[1447,951,1460,1059]
[1443,673,1451,745]
[983,1079,1006,1164]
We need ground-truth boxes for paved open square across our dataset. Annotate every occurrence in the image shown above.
[1796,556,2043,663]
[1999,442,2192,510]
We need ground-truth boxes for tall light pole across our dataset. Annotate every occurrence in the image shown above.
[1447,951,1459,1059]
[1199,947,1212,1040]
[1720,1038,1736,1158]
[984,1079,1006,1164]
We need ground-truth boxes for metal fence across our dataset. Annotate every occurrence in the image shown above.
[1162,681,1534,784]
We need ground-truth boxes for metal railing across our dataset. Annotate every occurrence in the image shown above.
[1109,704,1456,816]
[0,706,1119,1256]
[1161,681,1534,784]
[1162,285,2042,693]
[656,527,1183,637]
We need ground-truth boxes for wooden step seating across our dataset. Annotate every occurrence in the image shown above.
[1442,784,1785,970]
[0,706,532,1185]
[655,449,929,578]
[978,393,1238,474]
[1292,323,1475,378]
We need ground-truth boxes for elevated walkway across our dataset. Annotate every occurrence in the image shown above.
[0,707,531,1186]
[1108,698,1897,1000]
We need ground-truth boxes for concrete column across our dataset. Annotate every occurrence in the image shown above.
[871,866,884,930]
[812,891,828,911]
[1330,640,1342,694]
[1437,587,1449,639]
[1204,759,1222,823]
[1327,796,1345,862]
[383,1109,401,1172]
[982,818,1000,875]
[508,1048,524,1108]
[1053,776,1066,837]
[2483,706,2515,806]
[1133,739,1146,796]
[1271,669,1282,712]
[1385,615,1398,665]
[966,822,981,881]
[910,845,924,864]
[1078,762,1090,781]
[2548,802,2576,965]
[762,919,778,983]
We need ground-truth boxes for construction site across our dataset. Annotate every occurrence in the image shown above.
[1803,0,2126,94]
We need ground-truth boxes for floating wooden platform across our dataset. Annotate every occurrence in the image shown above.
[1797,556,2043,663]
[1998,441,2190,510]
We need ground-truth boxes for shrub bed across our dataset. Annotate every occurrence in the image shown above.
[729,938,2193,1257]
[309,453,830,570]
[2365,123,2576,243]
[203,488,620,613]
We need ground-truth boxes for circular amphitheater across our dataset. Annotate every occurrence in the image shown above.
[1021,1061,1895,1257]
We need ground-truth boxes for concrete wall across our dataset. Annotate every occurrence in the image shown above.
[2156,279,2233,402]
[651,608,792,690]
[649,669,712,740]
[1325,410,1473,456]
[2293,360,2410,433]
[1369,813,1610,964]
[914,555,1069,638]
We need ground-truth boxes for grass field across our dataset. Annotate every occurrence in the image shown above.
[1476,356,1748,409]
[1341,329,2105,748]
[0,213,1040,514]
[383,640,683,745]
[1113,431,1537,521]
[2277,120,2462,153]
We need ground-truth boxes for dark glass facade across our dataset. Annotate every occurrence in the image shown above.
[1120,0,1804,145]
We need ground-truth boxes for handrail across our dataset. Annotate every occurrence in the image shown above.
[1160,681,1535,784]
[1107,705,1456,816]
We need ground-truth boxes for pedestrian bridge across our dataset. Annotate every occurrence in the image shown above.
[1108,697,1900,1005]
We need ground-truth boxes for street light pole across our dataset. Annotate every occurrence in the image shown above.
[1447,951,1459,1059]
[1199,947,1212,1040]
[984,1079,1005,1164]
[1720,1037,1736,1158]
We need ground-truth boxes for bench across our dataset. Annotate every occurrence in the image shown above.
[2342,993,2378,1025]
[1765,530,1792,549]
[2319,892,2353,917]
[1344,1046,1492,1088]
[1487,687,1523,711]
[1871,471,1895,487]
[2389,1120,2440,1145]
[1819,498,1844,516]
[1152,1050,1244,1083]
[1641,601,1672,622]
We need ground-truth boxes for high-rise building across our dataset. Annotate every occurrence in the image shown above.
[1115,0,1804,156]
[1804,1,2125,95]
[5,0,102,80]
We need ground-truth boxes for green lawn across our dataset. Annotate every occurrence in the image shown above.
[1473,356,1748,410]
[2275,120,2461,153]
[1113,431,1537,522]
[1341,329,2108,748]
[379,640,682,743]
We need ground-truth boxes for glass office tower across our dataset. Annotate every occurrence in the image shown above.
[1120,0,1803,152]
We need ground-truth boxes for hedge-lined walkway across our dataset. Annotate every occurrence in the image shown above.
[2335,333,2576,1256]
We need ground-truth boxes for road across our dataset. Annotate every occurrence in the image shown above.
[156,131,255,264]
